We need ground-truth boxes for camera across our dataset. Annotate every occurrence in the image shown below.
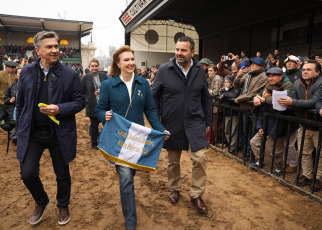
[223,56,231,60]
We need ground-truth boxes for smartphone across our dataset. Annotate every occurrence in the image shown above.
[240,62,246,70]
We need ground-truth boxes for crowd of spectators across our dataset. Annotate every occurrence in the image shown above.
[202,49,322,191]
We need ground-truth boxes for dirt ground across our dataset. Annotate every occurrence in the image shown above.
[0,110,321,230]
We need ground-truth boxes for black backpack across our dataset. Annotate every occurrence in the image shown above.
[0,109,15,132]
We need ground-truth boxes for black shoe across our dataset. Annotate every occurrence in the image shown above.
[92,145,99,150]
[314,179,321,192]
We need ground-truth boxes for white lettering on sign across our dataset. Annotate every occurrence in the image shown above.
[120,0,153,26]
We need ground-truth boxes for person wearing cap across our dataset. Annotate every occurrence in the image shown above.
[253,67,298,173]
[250,83,287,176]
[199,58,213,72]
[278,60,322,191]
[200,58,213,82]
[219,75,240,153]
[284,55,302,83]
[218,53,241,78]
[233,57,268,156]
[0,61,17,119]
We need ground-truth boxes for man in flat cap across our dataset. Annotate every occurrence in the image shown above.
[233,57,268,156]
[0,61,18,121]
[253,67,298,173]
[284,55,302,83]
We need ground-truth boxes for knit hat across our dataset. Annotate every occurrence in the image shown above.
[224,75,235,84]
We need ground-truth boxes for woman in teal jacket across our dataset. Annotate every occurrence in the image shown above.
[96,45,169,230]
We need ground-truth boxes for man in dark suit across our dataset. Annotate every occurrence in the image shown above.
[152,36,212,213]
[16,31,85,226]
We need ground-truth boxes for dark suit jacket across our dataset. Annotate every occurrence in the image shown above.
[81,72,107,117]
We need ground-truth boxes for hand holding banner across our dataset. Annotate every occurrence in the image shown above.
[98,112,168,171]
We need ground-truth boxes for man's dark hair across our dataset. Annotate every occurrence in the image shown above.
[177,36,195,51]
[241,51,246,54]
[304,59,321,74]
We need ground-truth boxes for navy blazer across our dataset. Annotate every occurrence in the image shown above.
[16,59,85,163]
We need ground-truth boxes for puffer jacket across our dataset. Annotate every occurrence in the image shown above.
[290,75,322,130]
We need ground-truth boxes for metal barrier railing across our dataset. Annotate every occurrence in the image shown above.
[210,97,322,203]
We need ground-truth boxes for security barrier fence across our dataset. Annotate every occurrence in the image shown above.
[211,97,322,203]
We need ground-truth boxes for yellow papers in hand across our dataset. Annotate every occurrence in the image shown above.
[38,103,60,125]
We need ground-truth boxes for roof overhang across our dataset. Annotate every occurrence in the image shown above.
[0,14,93,37]
[120,0,322,39]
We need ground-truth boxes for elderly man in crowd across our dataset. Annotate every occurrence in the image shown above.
[253,67,298,173]
[199,58,213,79]
[284,55,302,83]
[233,57,268,156]
[278,60,322,191]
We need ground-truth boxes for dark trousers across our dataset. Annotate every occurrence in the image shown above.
[90,117,100,146]
[20,128,71,208]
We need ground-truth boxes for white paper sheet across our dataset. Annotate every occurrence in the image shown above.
[272,90,287,111]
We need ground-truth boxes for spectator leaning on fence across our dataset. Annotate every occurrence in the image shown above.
[233,57,268,156]
[219,75,240,153]
[278,60,322,191]
[250,83,287,176]
[253,67,298,173]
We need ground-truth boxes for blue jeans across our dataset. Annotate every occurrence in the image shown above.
[115,165,137,229]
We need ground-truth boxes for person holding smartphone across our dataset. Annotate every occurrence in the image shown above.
[81,58,108,150]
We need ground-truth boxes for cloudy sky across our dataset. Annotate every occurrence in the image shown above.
[1,0,127,56]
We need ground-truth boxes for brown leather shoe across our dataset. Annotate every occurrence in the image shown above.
[29,200,50,225]
[297,175,311,186]
[169,190,180,204]
[191,197,207,213]
[58,207,70,225]
[314,179,321,192]
[285,166,296,173]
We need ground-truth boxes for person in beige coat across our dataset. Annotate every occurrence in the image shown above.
[207,64,224,145]
[233,57,268,156]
